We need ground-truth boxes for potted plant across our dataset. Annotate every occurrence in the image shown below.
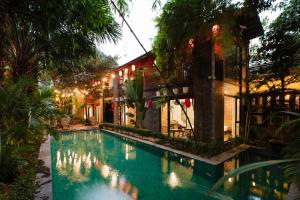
[183,87,189,94]
[161,88,168,96]
[172,88,178,94]
[156,90,160,96]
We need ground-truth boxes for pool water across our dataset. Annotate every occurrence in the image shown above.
[51,130,289,200]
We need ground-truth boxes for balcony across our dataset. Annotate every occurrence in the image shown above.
[103,88,114,98]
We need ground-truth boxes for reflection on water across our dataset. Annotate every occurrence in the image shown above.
[51,130,288,200]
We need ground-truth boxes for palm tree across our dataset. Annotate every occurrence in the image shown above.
[123,70,147,128]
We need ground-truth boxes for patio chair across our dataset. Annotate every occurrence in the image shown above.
[61,117,71,130]
[89,116,97,126]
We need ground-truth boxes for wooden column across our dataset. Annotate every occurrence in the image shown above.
[193,39,224,141]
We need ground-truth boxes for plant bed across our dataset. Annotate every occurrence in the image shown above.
[0,138,50,200]
[100,123,241,158]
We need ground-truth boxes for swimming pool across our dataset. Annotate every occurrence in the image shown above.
[51,130,288,200]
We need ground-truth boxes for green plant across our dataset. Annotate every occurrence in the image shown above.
[100,122,236,157]
[209,111,300,199]
[123,70,147,128]
[0,147,18,183]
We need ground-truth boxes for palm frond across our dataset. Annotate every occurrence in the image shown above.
[209,159,300,196]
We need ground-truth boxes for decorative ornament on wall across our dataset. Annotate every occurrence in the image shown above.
[147,99,153,109]
[184,98,191,108]
[111,102,115,110]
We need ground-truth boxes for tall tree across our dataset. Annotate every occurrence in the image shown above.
[123,70,147,128]
[0,0,129,81]
[254,0,300,102]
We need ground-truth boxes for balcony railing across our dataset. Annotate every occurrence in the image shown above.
[103,88,114,98]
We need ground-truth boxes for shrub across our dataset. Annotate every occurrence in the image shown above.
[100,123,240,157]
[0,147,19,183]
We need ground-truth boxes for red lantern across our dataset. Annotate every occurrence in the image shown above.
[111,102,115,110]
[184,98,191,108]
[147,99,153,109]
[214,42,222,58]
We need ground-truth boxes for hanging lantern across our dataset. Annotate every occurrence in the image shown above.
[184,98,191,108]
[111,102,115,110]
[212,24,220,37]
[147,99,153,109]
[214,42,222,58]
[119,70,123,76]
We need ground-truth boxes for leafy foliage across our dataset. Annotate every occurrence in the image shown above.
[0,0,128,80]
[209,159,300,197]
[123,70,147,128]
[51,52,118,93]
[0,77,59,183]
[101,122,240,157]
[209,109,300,198]
[276,111,300,189]
[252,0,300,90]
[153,0,230,77]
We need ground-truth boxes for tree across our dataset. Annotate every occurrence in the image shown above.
[253,0,300,102]
[209,111,300,199]
[0,0,128,82]
[51,52,118,95]
[0,0,129,184]
[0,77,59,182]
[123,70,147,128]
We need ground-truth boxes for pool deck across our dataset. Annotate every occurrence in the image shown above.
[35,134,52,200]
[103,129,251,165]
[58,124,99,132]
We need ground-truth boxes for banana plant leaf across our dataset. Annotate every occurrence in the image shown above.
[208,159,300,197]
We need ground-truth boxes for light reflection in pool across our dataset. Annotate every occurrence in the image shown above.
[51,130,288,200]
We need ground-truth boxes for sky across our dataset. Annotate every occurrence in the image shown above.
[97,0,163,66]
[98,0,282,66]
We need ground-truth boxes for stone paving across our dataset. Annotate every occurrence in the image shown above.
[35,135,52,200]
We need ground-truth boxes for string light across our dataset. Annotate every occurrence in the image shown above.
[212,24,220,36]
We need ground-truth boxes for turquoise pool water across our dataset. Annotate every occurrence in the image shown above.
[51,130,288,200]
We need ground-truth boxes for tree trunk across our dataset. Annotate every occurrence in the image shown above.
[135,102,143,128]
[280,76,285,107]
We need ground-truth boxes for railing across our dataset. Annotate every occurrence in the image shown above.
[143,67,193,91]
[249,90,300,127]
[103,88,114,98]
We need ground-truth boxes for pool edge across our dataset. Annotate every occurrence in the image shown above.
[103,129,221,165]
[35,134,52,200]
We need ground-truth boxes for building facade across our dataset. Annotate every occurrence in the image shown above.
[99,12,264,142]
